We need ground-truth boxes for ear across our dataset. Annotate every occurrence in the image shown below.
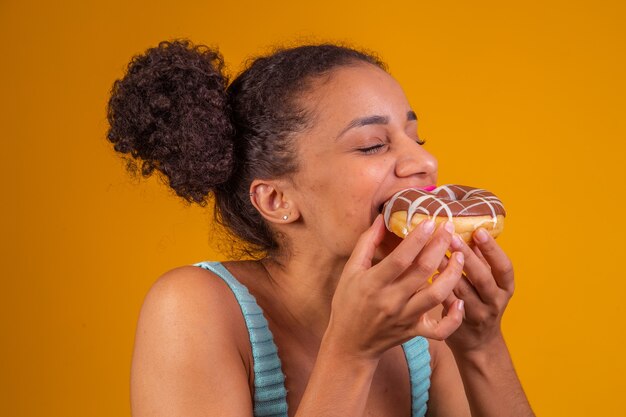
[249,180,300,224]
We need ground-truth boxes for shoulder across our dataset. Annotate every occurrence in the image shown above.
[136,263,251,362]
[139,264,247,338]
[143,264,238,313]
[148,263,231,295]
[131,263,254,416]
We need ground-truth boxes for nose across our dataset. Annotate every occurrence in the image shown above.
[394,137,438,179]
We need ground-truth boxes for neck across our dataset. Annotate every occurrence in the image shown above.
[260,248,347,340]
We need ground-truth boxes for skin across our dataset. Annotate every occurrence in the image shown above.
[130,63,534,416]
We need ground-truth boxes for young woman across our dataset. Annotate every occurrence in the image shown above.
[107,40,534,417]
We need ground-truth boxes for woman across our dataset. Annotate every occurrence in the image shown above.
[107,40,534,416]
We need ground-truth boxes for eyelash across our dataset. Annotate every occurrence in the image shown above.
[357,138,427,154]
[359,144,385,154]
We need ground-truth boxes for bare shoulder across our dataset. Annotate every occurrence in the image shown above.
[137,265,249,354]
[131,264,253,417]
[141,264,242,323]
[148,263,232,295]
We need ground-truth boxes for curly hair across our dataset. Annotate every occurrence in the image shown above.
[106,39,387,255]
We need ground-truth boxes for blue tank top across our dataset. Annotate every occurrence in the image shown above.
[195,261,431,417]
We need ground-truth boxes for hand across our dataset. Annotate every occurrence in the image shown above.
[437,227,515,355]
[325,215,466,361]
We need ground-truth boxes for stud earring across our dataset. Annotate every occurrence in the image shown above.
[282,215,288,220]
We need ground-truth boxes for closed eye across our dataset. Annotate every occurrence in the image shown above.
[358,143,386,154]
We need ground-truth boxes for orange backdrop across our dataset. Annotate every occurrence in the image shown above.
[2,1,625,415]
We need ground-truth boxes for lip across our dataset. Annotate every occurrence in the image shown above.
[420,185,437,192]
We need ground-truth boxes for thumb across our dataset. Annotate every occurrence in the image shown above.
[345,215,386,271]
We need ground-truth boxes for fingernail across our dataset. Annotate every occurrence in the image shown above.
[421,219,435,234]
[474,228,489,243]
[455,252,464,264]
[451,234,464,249]
[444,221,455,234]
[457,299,464,311]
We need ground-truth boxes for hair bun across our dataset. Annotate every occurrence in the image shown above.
[107,39,235,205]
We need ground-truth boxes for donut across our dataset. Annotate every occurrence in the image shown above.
[382,185,506,243]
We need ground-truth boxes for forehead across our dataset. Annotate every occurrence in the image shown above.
[303,63,412,135]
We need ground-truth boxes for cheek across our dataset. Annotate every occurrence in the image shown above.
[332,159,390,218]
[303,183,371,254]
[363,160,389,184]
[342,189,370,219]
[331,183,380,244]
[298,155,392,251]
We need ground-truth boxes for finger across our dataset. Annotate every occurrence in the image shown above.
[438,278,461,320]
[438,253,449,273]
[432,272,462,307]
[472,228,515,293]
[450,233,499,302]
[438,251,484,323]
[390,221,456,296]
[403,251,464,315]
[431,272,444,311]
[452,276,485,322]
[400,220,455,280]
[415,298,464,340]
[372,218,437,284]
[471,244,490,268]
[441,285,460,316]
[344,215,387,271]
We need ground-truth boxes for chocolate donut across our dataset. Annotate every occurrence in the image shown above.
[382,185,506,243]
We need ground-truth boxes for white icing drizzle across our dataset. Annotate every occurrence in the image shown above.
[472,217,497,229]
[406,194,453,233]
[383,191,410,228]
[436,185,457,200]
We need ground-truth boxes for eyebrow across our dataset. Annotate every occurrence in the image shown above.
[336,110,418,140]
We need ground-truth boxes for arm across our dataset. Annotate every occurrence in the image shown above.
[427,338,471,417]
[130,266,254,417]
[452,335,533,417]
[427,335,530,417]
[429,228,534,417]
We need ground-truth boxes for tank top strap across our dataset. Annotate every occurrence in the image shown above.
[402,336,432,417]
[194,261,288,417]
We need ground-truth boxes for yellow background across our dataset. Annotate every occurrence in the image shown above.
[2,0,625,415]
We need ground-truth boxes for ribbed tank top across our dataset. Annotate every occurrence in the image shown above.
[195,261,431,417]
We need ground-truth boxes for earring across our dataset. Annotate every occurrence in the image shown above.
[282,215,288,220]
